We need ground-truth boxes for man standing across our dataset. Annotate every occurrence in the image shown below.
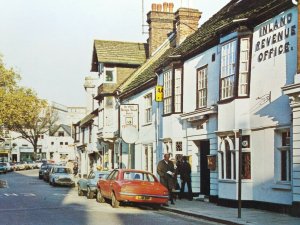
[157,153,175,205]
[178,156,193,200]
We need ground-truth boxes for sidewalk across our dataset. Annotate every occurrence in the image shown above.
[161,198,300,225]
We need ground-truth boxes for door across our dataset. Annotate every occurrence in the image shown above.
[200,140,210,196]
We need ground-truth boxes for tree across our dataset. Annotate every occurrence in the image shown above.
[0,56,58,159]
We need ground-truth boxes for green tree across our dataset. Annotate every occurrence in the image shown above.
[0,56,58,159]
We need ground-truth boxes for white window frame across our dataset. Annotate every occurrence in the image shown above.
[144,93,152,124]
[104,67,116,83]
[197,67,207,108]
[220,40,237,100]
[238,38,250,96]
[218,136,236,180]
[163,70,172,114]
[275,129,291,183]
[174,68,182,113]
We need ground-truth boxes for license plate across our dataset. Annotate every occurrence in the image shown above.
[136,196,152,200]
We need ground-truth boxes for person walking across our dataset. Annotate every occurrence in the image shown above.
[157,153,176,205]
[178,156,193,200]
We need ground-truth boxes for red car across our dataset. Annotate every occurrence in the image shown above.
[96,169,169,208]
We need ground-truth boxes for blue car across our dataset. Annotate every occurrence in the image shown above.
[77,171,110,199]
[0,162,7,174]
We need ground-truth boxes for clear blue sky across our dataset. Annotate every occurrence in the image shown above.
[0,0,230,106]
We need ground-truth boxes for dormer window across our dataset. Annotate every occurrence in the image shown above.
[104,67,116,83]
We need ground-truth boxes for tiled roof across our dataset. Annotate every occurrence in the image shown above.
[119,36,175,95]
[94,40,148,65]
[171,0,294,59]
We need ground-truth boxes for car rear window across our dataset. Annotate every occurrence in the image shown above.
[123,172,155,182]
[53,167,71,174]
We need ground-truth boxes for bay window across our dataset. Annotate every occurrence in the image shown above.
[163,70,172,114]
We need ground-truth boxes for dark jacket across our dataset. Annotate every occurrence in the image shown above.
[157,159,175,190]
[178,161,191,181]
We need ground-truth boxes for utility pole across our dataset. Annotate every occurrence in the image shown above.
[238,129,242,218]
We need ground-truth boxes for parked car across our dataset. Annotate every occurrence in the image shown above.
[96,169,169,208]
[15,162,26,171]
[0,162,7,174]
[77,170,110,199]
[4,162,12,172]
[39,164,49,179]
[43,164,54,182]
[9,162,17,171]
[49,166,75,187]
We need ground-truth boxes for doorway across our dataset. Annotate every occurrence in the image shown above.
[199,140,210,196]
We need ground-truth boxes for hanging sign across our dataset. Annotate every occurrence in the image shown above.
[155,85,163,102]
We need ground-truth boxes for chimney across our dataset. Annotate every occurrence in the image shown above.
[147,2,175,56]
[175,8,201,46]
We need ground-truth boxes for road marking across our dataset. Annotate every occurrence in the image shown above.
[3,193,18,196]
[53,193,71,196]
[2,193,36,197]
[20,193,36,197]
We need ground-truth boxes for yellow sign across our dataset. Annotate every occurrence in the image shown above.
[155,86,163,102]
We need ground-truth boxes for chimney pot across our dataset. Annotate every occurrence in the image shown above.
[151,3,157,11]
[163,2,168,12]
[169,2,174,12]
[157,4,162,12]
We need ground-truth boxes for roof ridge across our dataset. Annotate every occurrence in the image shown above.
[94,39,146,45]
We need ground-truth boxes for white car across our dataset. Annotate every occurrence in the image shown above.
[49,166,75,187]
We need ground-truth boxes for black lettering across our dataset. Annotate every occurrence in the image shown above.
[285,42,290,53]
[266,36,271,46]
[291,25,296,36]
[280,16,286,27]
[274,20,279,30]
[255,41,261,51]
[285,28,290,38]
[261,39,266,49]
[278,45,284,54]
[262,26,268,36]
[272,34,277,44]
[258,53,263,62]
[287,13,292,24]
[268,23,273,32]
[277,31,283,42]
[274,46,277,57]
[269,48,274,59]
[263,51,268,61]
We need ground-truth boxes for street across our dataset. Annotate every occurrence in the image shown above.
[0,170,221,225]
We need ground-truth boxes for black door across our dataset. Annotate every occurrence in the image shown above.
[200,140,210,196]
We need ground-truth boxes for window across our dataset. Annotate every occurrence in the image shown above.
[65,142,68,145]
[174,68,182,112]
[238,38,250,96]
[241,135,251,179]
[175,142,182,151]
[58,131,64,137]
[60,142,63,145]
[277,130,291,182]
[144,94,152,123]
[197,67,207,108]
[163,70,172,114]
[104,68,116,83]
[82,128,85,144]
[89,125,92,143]
[143,144,153,173]
[51,142,54,145]
[220,40,236,100]
[219,136,235,180]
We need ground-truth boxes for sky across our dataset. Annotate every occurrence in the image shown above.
[0,0,230,107]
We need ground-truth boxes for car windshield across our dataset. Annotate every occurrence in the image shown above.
[123,172,155,182]
[53,167,71,174]
[41,165,48,169]
[96,172,110,179]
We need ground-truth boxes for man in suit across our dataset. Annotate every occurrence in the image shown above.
[157,153,175,205]
[178,156,193,200]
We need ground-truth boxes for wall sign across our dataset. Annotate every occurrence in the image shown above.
[155,85,163,102]
[255,11,296,62]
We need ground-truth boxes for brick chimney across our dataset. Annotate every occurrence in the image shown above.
[147,2,175,56]
[175,8,201,46]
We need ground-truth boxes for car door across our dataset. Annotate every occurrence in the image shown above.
[107,171,119,198]
[86,171,95,189]
[101,170,116,198]
[81,172,91,191]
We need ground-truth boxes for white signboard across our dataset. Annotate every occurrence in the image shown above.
[120,104,139,144]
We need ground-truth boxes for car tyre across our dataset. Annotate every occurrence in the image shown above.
[111,192,120,208]
[78,186,84,196]
[87,187,94,199]
[96,190,105,203]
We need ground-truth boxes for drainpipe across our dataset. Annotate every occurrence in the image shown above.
[155,73,160,174]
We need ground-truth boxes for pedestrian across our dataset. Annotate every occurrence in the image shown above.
[157,153,176,205]
[73,163,78,177]
[178,156,193,200]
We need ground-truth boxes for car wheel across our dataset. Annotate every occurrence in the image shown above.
[111,192,120,208]
[78,186,84,196]
[87,187,94,199]
[96,190,105,203]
